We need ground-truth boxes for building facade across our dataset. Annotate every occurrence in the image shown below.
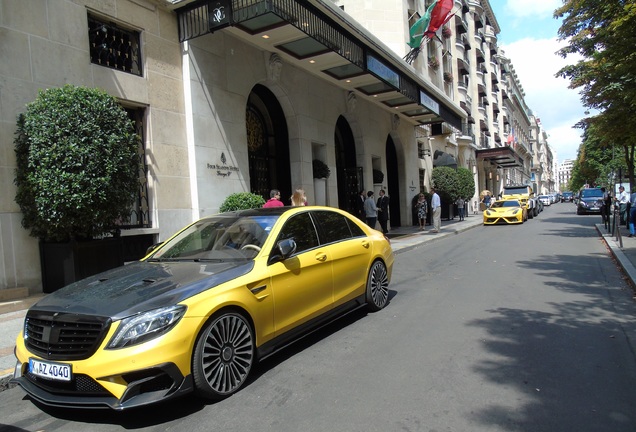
[0,0,547,295]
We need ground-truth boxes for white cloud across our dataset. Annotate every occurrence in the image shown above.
[503,0,561,19]
[500,37,587,162]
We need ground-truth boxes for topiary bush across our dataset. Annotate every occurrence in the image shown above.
[312,159,331,179]
[219,192,266,212]
[14,85,140,242]
[373,169,384,184]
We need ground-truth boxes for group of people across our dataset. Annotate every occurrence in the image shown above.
[357,189,391,234]
[414,188,442,233]
[262,188,307,208]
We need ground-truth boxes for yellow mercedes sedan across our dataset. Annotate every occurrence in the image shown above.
[12,206,393,410]
[483,199,527,225]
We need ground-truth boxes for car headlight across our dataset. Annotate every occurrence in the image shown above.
[512,209,519,215]
[106,305,187,349]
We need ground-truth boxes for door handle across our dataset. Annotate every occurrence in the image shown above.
[361,240,370,248]
[315,253,327,261]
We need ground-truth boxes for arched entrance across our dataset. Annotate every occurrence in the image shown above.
[335,116,360,215]
[246,84,291,203]
[386,135,401,228]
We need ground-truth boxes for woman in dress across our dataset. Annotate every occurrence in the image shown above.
[416,193,428,230]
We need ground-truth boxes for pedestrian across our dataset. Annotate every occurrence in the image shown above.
[483,193,491,209]
[629,190,636,237]
[290,188,307,206]
[377,189,390,234]
[262,189,284,207]
[601,187,609,224]
[617,186,629,225]
[456,197,465,221]
[356,190,366,220]
[431,187,441,233]
[416,193,428,230]
[364,190,378,229]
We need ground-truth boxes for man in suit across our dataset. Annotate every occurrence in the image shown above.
[377,189,390,234]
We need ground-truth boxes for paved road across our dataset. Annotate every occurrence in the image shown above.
[2,204,636,431]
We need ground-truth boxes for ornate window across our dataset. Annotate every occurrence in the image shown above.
[88,15,142,76]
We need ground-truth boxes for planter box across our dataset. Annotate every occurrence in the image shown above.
[39,238,124,293]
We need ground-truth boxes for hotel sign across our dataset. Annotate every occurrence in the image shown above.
[208,0,232,31]
[366,54,400,89]
[419,90,440,115]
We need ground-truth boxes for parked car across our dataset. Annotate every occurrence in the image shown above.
[576,188,605,215]
[483,199,528,225]
[562,191,574,202]
[502,184,538,218]
[11,206,394,410]
[538,195,552,206]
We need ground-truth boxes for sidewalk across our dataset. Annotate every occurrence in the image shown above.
[6,213,633,381]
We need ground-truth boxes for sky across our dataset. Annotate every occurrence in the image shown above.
[487,0,586,164]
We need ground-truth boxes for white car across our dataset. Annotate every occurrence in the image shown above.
[538,195,552,206]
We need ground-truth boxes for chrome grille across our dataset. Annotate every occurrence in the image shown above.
[24,312,111,360]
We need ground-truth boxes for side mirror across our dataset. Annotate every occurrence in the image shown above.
[268,238,297,265]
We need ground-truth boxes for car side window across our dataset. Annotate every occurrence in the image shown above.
[312,211,352,244]
[276,212,319,254]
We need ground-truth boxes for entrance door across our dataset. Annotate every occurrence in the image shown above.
[386,135,401,228]
[335,116,360,215]
[247,85,291,203]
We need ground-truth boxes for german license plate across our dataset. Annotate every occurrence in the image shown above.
[29,358,72,382]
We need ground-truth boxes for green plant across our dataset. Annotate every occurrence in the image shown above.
[441,26,452,39]
[443,72,453,83]
[312,159,331,179]
[432,166,460,203]
[14,85,140,242]
[219,192,266,212]
[428,56,439,69]
[373,169,384,184]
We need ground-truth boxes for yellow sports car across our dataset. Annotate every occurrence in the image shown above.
[12,206,393,410]
[483,199,527,225]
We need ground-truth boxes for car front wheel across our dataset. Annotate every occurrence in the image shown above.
[193,311,254,401]
[366,260,389,311]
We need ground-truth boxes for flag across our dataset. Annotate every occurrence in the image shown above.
[424,0,454,38]
[407,1,438,49]
[507,127,514,145]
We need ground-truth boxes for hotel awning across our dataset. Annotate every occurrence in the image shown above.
[172,0,465,129]
[476,146,524,169]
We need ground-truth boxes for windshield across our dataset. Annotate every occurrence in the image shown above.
[492,200,520,208]
[503,187,530,195]
[580,189,604,199]
[148,214,279,261]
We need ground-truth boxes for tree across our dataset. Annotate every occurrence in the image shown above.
[456,167,476,200]
[432,166,460,203]
[14,85,140,242]
[555,0,636,188]
[569,121,626,192]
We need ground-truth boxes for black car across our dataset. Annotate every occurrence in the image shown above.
[576,188,604,214]
[562,191,574,202]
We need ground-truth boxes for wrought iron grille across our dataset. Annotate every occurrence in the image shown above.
[121,107,151,229]
[88,16,142,76]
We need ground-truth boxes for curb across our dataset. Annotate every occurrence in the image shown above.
[596,224,636,287]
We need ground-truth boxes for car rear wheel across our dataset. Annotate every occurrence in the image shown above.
[193,311,254,401]
[366,260,389,311]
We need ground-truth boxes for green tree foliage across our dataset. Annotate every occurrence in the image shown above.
[569,122,626,191]
[432,166,460,203]
[456,167,476,200]
[555,0,636,188]
[14,85,140,242]
[219,192,266,212]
